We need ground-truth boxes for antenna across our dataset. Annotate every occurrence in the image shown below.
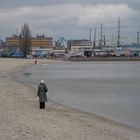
[93,28,96,49]
[99,24,103,49]
[117,17,121,47]
[89,28,92,41]
[111,33,114,46]
[137,32,139,45]
[104,35,106,47]
[16,28,18,36]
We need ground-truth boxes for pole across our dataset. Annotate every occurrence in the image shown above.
[93,28,96,49]
[99,24,103,49]
[89,28,92,41]
[137,32,139,45]
[117,17,120,47]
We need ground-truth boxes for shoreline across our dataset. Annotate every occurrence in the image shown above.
[15,60,140,130]
[45,97,140,132]
[0,58,140,139]
[14,64,140,132]
[15,81,140,133]
[66,56,140,61]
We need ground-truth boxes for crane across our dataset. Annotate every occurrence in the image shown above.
[55,37,67,48]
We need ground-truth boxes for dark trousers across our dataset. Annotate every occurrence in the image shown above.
[40,102,45,109]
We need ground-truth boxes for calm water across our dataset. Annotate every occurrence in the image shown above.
[18,61,140,129]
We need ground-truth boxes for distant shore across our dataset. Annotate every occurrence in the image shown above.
[66,56,140,61]
[0,58,140,140]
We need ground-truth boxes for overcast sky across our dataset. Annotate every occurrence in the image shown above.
[0,0,140,44]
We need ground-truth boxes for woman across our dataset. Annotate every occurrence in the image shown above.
[37,80,48,109]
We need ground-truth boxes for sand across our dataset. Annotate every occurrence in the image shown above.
[0,58,139,140]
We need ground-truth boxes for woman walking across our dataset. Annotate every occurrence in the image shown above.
[37,80,48,109]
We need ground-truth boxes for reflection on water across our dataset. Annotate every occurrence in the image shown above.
[18,61,140,129]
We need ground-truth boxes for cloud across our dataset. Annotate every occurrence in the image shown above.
[0,4,135,25]
[77,4,134,26]
[0,3,139,43]
[0,0,140,8]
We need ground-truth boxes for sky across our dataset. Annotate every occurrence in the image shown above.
[0,0,140,45]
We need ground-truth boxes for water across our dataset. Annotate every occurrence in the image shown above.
[17,61,140,130]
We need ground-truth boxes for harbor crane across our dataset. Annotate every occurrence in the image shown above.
[54,37,67,48]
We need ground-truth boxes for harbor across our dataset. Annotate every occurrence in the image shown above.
[1,1,140,139]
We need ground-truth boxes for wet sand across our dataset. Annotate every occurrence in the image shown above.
[0,58,140,140]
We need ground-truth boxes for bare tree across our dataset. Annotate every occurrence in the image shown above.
[19,23,32,57]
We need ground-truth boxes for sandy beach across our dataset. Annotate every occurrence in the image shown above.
[0,58,139,140]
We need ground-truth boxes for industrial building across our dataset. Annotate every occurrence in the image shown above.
[67,40,93,57]
[6,35,53,49]
[4,34,53,58]
[6,35,20,48]
[32,48,53,58]
[32,35,53,48]
[67,40,92,49]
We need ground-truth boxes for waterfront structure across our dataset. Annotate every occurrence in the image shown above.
[120,44,140,56]
[67,40,92,49]
[52,48,66,58]
[5,34,53,58]
[32,35,53,48]
[6,35,53,49]
[6,35,20,48]
[67,40,93,56]
[32,48,53,58]
[0,49,4,56]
